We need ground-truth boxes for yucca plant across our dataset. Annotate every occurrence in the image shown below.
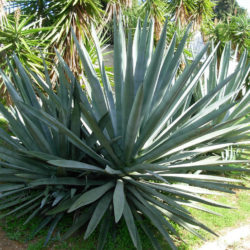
[0,15,51,75]
[206,14,250,57]
[0,12,51,102]
[0,16,249,250]
[0,13,51,104]
[6,0,104,72]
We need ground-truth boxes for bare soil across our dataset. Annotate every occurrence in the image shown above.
[227,234,250,250]
[0,227,27,250]
[198,222,250,250]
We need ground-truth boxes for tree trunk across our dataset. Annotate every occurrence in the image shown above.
[154,18,162,42]
[122,0,133,8]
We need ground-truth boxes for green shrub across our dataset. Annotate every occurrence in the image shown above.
[205,14,250,57]
[0,16,249,250]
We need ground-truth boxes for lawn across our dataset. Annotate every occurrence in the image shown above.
[177,183,250,249]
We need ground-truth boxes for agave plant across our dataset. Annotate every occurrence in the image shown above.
[193,42,249,163]
[0,16,249,250]
[194,42,249,123]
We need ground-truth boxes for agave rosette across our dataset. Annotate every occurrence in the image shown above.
[0,16,249,249]
[193,42,250,160]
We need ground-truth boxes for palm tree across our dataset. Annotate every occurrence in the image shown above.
[140,0,167,41]
[168,0,214,30]
[169,0,196,26]
[192,0,214,30]
[101,0,136,31]
[6,0,103,72]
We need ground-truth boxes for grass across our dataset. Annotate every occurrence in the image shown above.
[177,183,250,249]
[0,182,249,250]
[0,214,153,250]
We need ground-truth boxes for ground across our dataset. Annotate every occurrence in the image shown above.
[198,223,250,250]
[228,234,250,250]
[0,227,27,250]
